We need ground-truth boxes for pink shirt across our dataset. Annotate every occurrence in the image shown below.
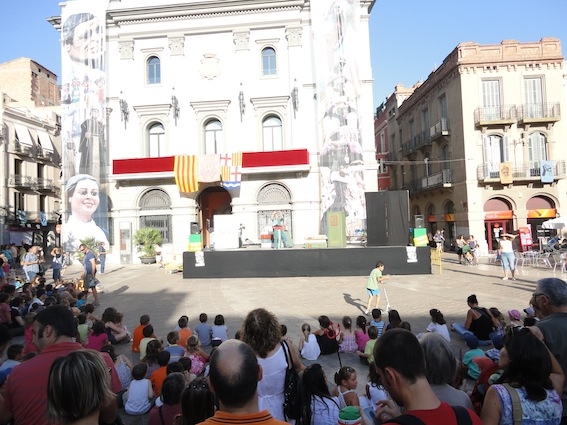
[355,329,370,351]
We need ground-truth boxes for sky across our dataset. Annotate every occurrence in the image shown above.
[1,0,567,109]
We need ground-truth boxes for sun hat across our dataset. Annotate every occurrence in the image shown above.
[507,309,521,321]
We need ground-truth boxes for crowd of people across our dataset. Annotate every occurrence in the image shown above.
[0,248,565,425]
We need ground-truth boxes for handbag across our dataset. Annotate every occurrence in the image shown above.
[281,340,303,421]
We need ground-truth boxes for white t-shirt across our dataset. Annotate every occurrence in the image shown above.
[426,322,451,341]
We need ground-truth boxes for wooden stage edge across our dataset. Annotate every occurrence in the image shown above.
[182,246,431,279]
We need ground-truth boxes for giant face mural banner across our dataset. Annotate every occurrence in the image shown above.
[61,1,110,252]
[311,0,367,237]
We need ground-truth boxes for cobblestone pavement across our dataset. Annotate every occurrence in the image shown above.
[57,252,566,424]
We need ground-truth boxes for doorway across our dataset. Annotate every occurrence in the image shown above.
[198,187,232,249]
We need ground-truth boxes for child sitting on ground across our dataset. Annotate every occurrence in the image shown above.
[338,316,357,353]
[139,325,157,360]
[184,335,210,376]
[211,314,228,347]
[298,323,320,360]
[355,325,379,365]
[84,320,109,351]
[332,366,360,407]
[354,315,369,352]
[132,314,151,355]
[123,363,155,416]
[76,313,89,345]
[176,315,192,349]
[194,313,212,347]
[165,331,185,363]
[368,309,385,338]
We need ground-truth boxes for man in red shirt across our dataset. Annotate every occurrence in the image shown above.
[0,305,120,425]
[374,329,482,425]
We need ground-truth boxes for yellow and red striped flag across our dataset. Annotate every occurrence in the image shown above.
[174,155,198,193]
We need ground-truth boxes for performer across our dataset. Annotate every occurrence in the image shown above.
[271,211,292,249]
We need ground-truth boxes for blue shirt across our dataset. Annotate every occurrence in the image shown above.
[84,250,96,274]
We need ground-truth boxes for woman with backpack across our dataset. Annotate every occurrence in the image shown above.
[240,308,304,422]
[481,326,563,424]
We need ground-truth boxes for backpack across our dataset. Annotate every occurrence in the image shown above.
[470,361,501,415]
[281,340,303,421]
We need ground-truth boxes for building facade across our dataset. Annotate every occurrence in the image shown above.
[382,38,566,252]
[53,0,378,262]
[0,58,62,247]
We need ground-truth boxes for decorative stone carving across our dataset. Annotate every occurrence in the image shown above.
[233,31,250,51]
[286,27,302,47]
[169,37,185,56]
[118,41,134,60]
[200,53,221,80]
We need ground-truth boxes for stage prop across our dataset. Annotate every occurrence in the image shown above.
[365,191,410,246]
[183,246,430,279]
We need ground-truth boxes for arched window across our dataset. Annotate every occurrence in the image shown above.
[205,120,223,154]
[257,183,292,239]
[528,132,547,168]
[262,47,277,76]
[483,134,508,174]
[148,123,165,157]
[262,116,283,151]
[139,189,172,243]
[147,56,161,84]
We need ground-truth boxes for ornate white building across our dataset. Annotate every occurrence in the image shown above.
[53,0,377,262]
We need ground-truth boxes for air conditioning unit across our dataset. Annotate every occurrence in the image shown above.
[414,215,425,228]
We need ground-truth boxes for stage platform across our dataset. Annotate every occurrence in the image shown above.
[183,246,431,279]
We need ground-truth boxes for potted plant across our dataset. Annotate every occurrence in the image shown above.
[133,227,162,264]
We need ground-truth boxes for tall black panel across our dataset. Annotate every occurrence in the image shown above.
[365,191,409,246]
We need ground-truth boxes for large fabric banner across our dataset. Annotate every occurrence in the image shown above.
[311,0,366,237]
[61,1,110,252]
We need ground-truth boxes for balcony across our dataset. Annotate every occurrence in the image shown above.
[477,160,566,182]
[517,102,561,126]
[8,174,32,188]
[34,177,56,192]
[9,142,32,156]
[474,105,516,128]
[402,136,418,156]
[404,169,453,195]
[429,118,450,142]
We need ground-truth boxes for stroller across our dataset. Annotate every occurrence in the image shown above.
[462,245,475,265]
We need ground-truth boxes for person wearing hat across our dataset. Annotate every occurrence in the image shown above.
[62,174,109,253]
[507,309,523,327]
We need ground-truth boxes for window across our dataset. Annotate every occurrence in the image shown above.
[14,192,24,211]
[442,145,451,170]
[37,164,44,178]
[482,80,501,120]
[528,132,547,168]
[421,108,429,140]
[147,56,161,84]
[39,195,46,212]
[262,47,277,75]
[205,120,223,154]
[525,77,543,118]
[483,135,508,174]
[262,116,283,151]
[148,123,165,157]
[439,95,448,120]
[139,189,172,243]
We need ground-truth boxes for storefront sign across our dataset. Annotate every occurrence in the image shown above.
[444,214,455,222]
[527,209,556,219]
[484,211,513,220]
[427,215,436,223]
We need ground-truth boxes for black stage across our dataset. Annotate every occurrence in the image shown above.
[182,246,431,279]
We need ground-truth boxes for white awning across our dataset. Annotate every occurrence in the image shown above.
[37,130,55,152]
[13,123,34,147]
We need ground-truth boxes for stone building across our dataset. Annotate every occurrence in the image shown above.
[52,0,378,262]
[381,38,566,252]
[0,58,62,246]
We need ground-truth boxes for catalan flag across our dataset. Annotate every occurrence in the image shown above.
[174,155,198,193]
